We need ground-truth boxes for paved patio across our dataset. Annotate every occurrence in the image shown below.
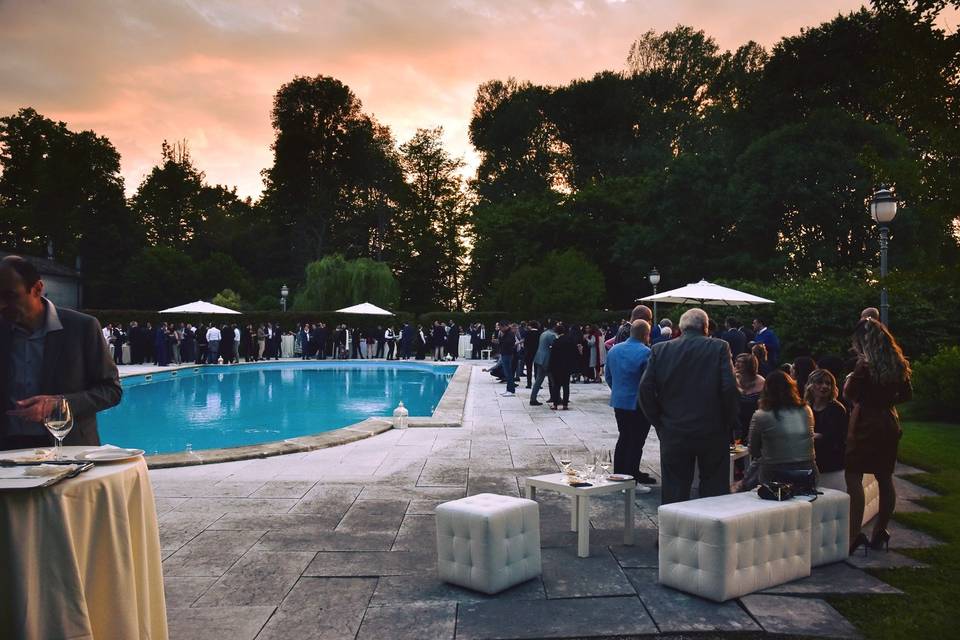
[150,363,939,640]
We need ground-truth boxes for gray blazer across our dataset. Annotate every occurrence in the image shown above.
[638,333,739,438]
[1,307,122,445]
[533,330,557,367]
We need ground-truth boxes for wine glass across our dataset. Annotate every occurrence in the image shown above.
[584,453,597,483]
[44,397,73,461]
[558,449,572,474]
[598,448,612,479]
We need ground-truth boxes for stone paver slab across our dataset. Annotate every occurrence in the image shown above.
[845,550,929,570]
[206,513,341,532]
[255,529,396,552]
[163,530,265,577]
[356,603,456,640]
[455,595,656,639]
[304,550,434,577]
[162,576,217,608]
[166,605,275,640]
[174,497,298,514]
[741,594,861,638]
[370,574,545,605]
[392,514,435,551]
[256,577,376,640]
[336,498,408,534]
[541,547,636,598]
[625,568,761,633]
[762,562,902,596]
[249,480,317,499]
[194,550,315,606]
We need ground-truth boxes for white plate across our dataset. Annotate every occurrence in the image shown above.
[607,474,634,482]
[75,448,145,462]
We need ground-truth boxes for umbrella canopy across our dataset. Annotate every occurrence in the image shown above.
[638,279,774,306]
[334,302,394,316]
[158,300,242,314]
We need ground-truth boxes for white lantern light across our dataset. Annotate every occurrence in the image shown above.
[393,401,409,430]
[870,188,898,224]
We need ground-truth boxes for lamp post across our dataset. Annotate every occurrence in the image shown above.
[280,284,289,312]
[648,267,661,325]
[869,187,898,326]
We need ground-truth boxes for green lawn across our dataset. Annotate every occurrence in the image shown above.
[829,421,960,639]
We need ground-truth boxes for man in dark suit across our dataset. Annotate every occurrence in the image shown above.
[0,256,121,450]
[719,317,747,357]
[639,308,739,504]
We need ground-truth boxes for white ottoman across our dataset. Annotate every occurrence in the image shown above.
[435,493,541,594]
[819,472,879,526]
[810,488,850,566]
[658,493,812,602]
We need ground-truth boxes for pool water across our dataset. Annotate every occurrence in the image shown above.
[99,362,456,455]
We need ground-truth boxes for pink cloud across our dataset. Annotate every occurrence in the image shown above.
[2,0,920,199]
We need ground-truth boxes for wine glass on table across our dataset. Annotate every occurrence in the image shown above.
[585,453,597,483]
[44,397,73,461]
[599,448,612,480]
[558,449,572,474]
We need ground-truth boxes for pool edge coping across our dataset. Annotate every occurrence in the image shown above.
[142,361,471,469]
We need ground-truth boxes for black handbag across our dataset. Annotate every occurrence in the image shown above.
[774,469,818,496]
[758,481,794,501]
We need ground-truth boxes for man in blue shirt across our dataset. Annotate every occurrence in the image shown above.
[751,317,780,366]
[605,319,656,489]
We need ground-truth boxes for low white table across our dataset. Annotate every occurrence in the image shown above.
[729,447,750,486]
[524,472,635,558]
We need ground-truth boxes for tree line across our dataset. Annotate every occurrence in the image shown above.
[1,1,957,316]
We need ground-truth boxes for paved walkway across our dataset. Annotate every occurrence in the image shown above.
[152,364,939,640]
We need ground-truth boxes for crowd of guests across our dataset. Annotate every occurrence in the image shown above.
[598,304,911,557]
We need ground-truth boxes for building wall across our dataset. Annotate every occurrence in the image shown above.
[44,275,81,309]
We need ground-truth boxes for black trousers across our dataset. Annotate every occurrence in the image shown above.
[549,373,570,406]
[658,430,729,505]
[613,407,652,478]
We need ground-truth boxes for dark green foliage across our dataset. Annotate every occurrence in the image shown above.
[488,250,605,315]
[293,254,400,312]
[912,347,960,420]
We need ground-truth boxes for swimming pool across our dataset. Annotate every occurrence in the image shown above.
[100,362,456,455]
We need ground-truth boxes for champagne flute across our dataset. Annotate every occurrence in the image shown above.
[558,449,572,474]
[585,453,597,483]
[44,397,73,461]
[599,448,612,479]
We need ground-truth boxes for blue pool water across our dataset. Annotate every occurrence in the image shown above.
[99,362,456,455]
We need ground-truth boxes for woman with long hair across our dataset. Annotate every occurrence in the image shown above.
[747,370,817,485]
[844,318,912,553]
[751,343,773,376]
[734,353,765,442]
[804,369,847,475]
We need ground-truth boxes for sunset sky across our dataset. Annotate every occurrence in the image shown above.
[1,1,905,199]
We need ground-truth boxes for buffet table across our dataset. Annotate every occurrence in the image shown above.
[0,447,168,639]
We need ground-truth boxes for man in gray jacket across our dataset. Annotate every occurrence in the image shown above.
[638,308,739,504]
[0,256,121,449]
[529,322,557,406]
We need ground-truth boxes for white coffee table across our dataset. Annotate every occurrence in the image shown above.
[524,472,635,558]
[729,446,750,486]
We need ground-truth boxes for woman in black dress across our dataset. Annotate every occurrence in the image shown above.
[844,319,912,553]
[804,369,847,475]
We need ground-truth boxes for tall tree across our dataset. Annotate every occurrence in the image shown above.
[394,127,471,312]
[260,75,404,277]
[130,140,205,248]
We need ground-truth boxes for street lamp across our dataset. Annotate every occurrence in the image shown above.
[869,187,898,325]
[648,267,661,324]
[280,284,289,312]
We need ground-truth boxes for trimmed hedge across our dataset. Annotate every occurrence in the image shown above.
[912,346,960,420]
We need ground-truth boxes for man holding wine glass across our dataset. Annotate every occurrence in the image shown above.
[0,255,121,451]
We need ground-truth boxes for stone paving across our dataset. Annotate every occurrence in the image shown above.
[150,363,940,640]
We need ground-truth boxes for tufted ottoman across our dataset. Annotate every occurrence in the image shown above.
[435,493,542,594]
[819,472,879,526]
[810,488,850,566]
[658,493,812,602]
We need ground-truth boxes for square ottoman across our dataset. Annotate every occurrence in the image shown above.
[810,488,850,566]
[658,493,812,602]
[436,493,541,594]
[819,472,879,526]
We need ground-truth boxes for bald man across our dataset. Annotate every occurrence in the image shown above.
[0,255,121,450]
[616,304,661,344]
[860,307,880,321]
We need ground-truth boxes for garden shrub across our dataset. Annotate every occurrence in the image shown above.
[911,346,960,420]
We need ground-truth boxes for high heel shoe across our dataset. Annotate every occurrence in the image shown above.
[850,533,870,556]
[870,529,891,551]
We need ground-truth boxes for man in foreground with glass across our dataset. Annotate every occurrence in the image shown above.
[0,255,121,450]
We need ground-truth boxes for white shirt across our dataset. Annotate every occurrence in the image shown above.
[234,327,240,341]
[102,327,112,341]
[206,327,222,342]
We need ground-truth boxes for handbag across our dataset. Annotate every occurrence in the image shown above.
[774,469,818,496]
[758,481,794,501]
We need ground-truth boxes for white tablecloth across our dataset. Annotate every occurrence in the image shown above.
[281,334,296,358]
[458,334,472,358]
[0,447,168,640]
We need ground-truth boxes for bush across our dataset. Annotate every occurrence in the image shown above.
[211,288,243,310]
[911,346,960,420]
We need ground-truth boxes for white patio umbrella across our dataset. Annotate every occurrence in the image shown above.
[638,279,774,306]
[158,300,241,314]
[334,302,394,315]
